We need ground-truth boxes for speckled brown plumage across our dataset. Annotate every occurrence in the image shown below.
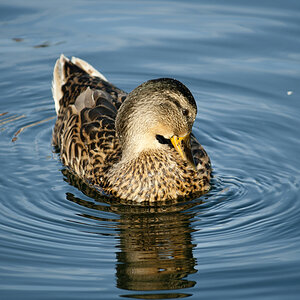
[52,55,211,203]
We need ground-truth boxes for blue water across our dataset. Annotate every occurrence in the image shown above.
[0,0,300,299]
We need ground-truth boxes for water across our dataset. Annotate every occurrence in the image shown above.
[0,0,300,299]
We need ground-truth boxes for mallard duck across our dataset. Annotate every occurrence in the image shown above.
[52,54,211,202]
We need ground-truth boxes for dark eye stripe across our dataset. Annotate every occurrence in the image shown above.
[165,96,190,117]
[172,99,182,110]
[164,95,182,109]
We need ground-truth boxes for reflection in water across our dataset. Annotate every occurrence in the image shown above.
[63,169,200,298]
[116,209,196,292]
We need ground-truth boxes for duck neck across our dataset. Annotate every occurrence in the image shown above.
[119,133,162,163]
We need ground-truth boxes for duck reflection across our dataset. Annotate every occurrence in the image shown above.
[115,209,197,291]
[63,169,201,295]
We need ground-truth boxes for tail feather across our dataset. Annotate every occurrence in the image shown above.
[71,56,108,81]
[52,54,108,115]
[52,54,68,114]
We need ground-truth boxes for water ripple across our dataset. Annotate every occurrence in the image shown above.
[1,1,300,298]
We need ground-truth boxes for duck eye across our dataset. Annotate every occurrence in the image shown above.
[182,109,189,117]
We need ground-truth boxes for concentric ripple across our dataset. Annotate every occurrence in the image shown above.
[1,0,300,299]
[1,75,299,300]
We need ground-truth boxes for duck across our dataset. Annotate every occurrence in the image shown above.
[52,54,211,203]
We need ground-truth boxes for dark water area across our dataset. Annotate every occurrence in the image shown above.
[0,0,300,299]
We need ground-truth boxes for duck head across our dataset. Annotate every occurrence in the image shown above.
[116,78,197,169]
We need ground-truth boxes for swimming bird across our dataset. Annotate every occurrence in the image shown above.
[52,54,211,203]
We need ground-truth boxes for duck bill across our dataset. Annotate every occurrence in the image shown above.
[170,134,196,170]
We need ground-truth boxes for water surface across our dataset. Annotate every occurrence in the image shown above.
[0,0,300,299]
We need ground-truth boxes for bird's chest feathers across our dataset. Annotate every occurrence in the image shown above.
[103,152,194,202]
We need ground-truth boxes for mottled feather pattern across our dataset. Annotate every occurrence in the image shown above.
[52,56,211,203]
[53,59,125,183]
[102,148,210,202]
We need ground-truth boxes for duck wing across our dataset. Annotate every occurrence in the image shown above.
[52,55,127,183]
